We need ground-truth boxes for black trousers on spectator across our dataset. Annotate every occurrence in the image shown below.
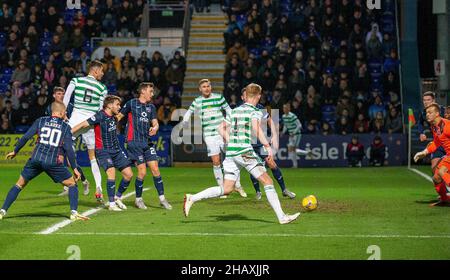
[370,151,385,167]
[348,156,363,167]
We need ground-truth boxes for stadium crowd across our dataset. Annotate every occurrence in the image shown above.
[0,0,185,134]
[222,0,402,136]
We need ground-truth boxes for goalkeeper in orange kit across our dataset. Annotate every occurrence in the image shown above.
[414,103,450,206]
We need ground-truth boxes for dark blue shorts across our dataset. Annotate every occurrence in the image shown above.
[96,149,131,172]
[127,142,158,165]
[253,146,268,161]
[431,146,446,160]
[21,159,73,183]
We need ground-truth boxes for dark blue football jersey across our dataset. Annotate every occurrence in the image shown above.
[87,110,120,150]
[120,98,157,144]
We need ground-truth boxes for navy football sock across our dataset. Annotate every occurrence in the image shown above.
[250,175,261,193]
[1,185,22,211]
[77,165,87,182]
[271,167,286,192]
[116,179,131,198]
[153,176,164,196]
[135,178,144,198]
[68,185,78,211]
[106,179,115,202]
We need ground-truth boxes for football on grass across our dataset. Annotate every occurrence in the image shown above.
[302,195,318,211]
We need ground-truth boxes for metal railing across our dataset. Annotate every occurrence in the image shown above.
[182,0,191,55]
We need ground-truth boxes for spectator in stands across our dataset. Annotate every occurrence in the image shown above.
[150,51,167,73]
[118,59,136,90]
[336,96,355,120]
[101,47,118,68]
[194,0,211,13]
[368,95,386,120]
[366,31,383,59]
[33,94,48,119]
[303,95,322,124]
[321,76,339,105]
[135,65,149,85]
[69,27,85,52]
[78,50,91,74]
[149,67,167,93]
[305,121,318,135]
[121,50,136,69]
[11,60,30,85]
[0,117,13,134]
[370,111,386,134]
[103,62,118,86]
[167,86,181,108]
[165,60,185,89]
[335,116,353,136]
[101,0,117,37]
[20,85,34,105]
[137,50,151,71]
[383,49,400,73]
[157,97,176,126]
[386,107,403,134]
[365,23,383,44]
[117,0,134,37]
[369,135,386,167]
[1,100,15,128]
[61,50,76,78]
[168,50,186,74]
[43,61,57,86]
[13,100,32,126]
[11,81,23,100]
[354,113,369,133]
[382,33,396,59]
[227,41,249,62]
[346,136,364,167]
[321,122,333,135]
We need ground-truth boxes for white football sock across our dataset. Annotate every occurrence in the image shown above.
[191,186,223,202]
[296,148,309,156]
[264,185,285,221]
[288,151,297,168]
[159,194,166,202]
[213,165,223,187]
[235,172,242,188]
[90,159,102,191]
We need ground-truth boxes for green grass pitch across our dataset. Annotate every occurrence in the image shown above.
[0,165,449,260]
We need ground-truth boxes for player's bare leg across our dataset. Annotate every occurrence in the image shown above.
[88,149,103,203]
[148,161,172,210]
[256,172,300,224]
[0,176,28,220]
[61,176,89,221]
[288,146,298,168]
[114,167,133,210]
[134,163,148,209]
[430,166,450,207]
[105,168,121,211]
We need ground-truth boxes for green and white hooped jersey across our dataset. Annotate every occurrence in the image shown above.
[282,112,301,136]
[225,103,263,157]
[188,93,230,137]
[70,75,108,113]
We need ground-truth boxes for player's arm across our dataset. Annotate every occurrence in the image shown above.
[292,117,302,135]
[252,114,272,159]
[414,137,441,162]
[182,101,196,126]
[417,111,427,141]
[218,120,230,144]
[221,96,232,117]
[71,120,91,134]
[149,119,159,136]
[7,119,39,159]
[268,115,279,151]
[62,132,81,180]
[63,79,76,106]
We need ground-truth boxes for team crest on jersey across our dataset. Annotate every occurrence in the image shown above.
[141,112,147,118]
[90,116,96,121]
[107,158,113,164]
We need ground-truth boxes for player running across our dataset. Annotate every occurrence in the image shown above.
[417,91,446,171]
[183,83,301,224]
[71,95,133,211]
[0,102,88,221]
[46,86,90,197]
[241,89,296,200]
[414,103,450,206]
[182,78,246,198]
[63,60,107,202]
[116,82,172,210]
[281,103,311,168]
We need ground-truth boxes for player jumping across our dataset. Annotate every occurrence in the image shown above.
[116,82,172,210]
[47,86,90,196]
[0,102,89,221]
[71,95,133,211]
[183,83,301,224]
[182,79,246,198]
[64,60,107,202]
[241,89,297,200]
[414,103,450,206]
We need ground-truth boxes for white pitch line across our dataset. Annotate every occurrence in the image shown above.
[38,188,150,235]
[408,167,433,183]
[47,232,450,239]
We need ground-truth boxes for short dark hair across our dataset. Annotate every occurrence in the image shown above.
[103,95,122,109]
[88,60,104,71]
[423,91,436,99]
[138,82,154,95]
